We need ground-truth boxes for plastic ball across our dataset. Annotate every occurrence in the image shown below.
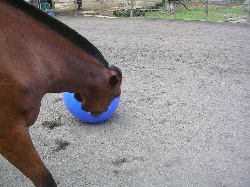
[63,92,120,124]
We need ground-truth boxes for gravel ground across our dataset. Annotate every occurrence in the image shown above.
[0,17,250,187]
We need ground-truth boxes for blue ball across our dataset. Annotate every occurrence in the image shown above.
[63,92,120,124]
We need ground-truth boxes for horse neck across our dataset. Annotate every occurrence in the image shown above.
[1,1,108,95]
[48,47,107,94]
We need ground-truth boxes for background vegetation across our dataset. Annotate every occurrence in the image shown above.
[113,1,249,22]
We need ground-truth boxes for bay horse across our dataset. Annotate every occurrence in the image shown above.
[0,0,122,186]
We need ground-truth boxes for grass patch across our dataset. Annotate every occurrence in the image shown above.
[143,3,248,22]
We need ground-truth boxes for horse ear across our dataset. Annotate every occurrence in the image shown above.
[109,75,119,86]
[74,93,83,102]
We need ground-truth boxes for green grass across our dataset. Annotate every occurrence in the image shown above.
[143,5,248,22]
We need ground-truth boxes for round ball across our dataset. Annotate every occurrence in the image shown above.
[63,92,120,124]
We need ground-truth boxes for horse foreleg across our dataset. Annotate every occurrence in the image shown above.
[0,119,57,187]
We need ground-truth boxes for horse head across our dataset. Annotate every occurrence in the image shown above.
[74,64,122,118]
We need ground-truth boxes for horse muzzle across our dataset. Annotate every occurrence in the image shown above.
[89,106,109,118]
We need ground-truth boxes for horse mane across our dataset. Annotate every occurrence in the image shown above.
[5,0,109,68]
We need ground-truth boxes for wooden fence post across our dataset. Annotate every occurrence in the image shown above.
[205,0,208,21]
[130,0,134,17]
[165,0,169,14]
[248,0,250,23]
[74,0,78,16]
[100,0,104,16]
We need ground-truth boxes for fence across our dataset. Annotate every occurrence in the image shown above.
[160,0,250,23]
[34,0,250,23]
[134,0,249,23]
[49,0,161,16]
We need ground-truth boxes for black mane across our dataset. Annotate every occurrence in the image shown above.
[6,0,109,68]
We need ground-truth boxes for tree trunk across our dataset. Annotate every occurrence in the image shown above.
[167,1,176,13]
[169,1,175,13]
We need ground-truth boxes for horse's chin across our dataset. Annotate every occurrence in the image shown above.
[89,106,109,118]
[89,111,104,118]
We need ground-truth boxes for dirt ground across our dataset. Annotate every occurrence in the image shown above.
[0,17,250,187]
